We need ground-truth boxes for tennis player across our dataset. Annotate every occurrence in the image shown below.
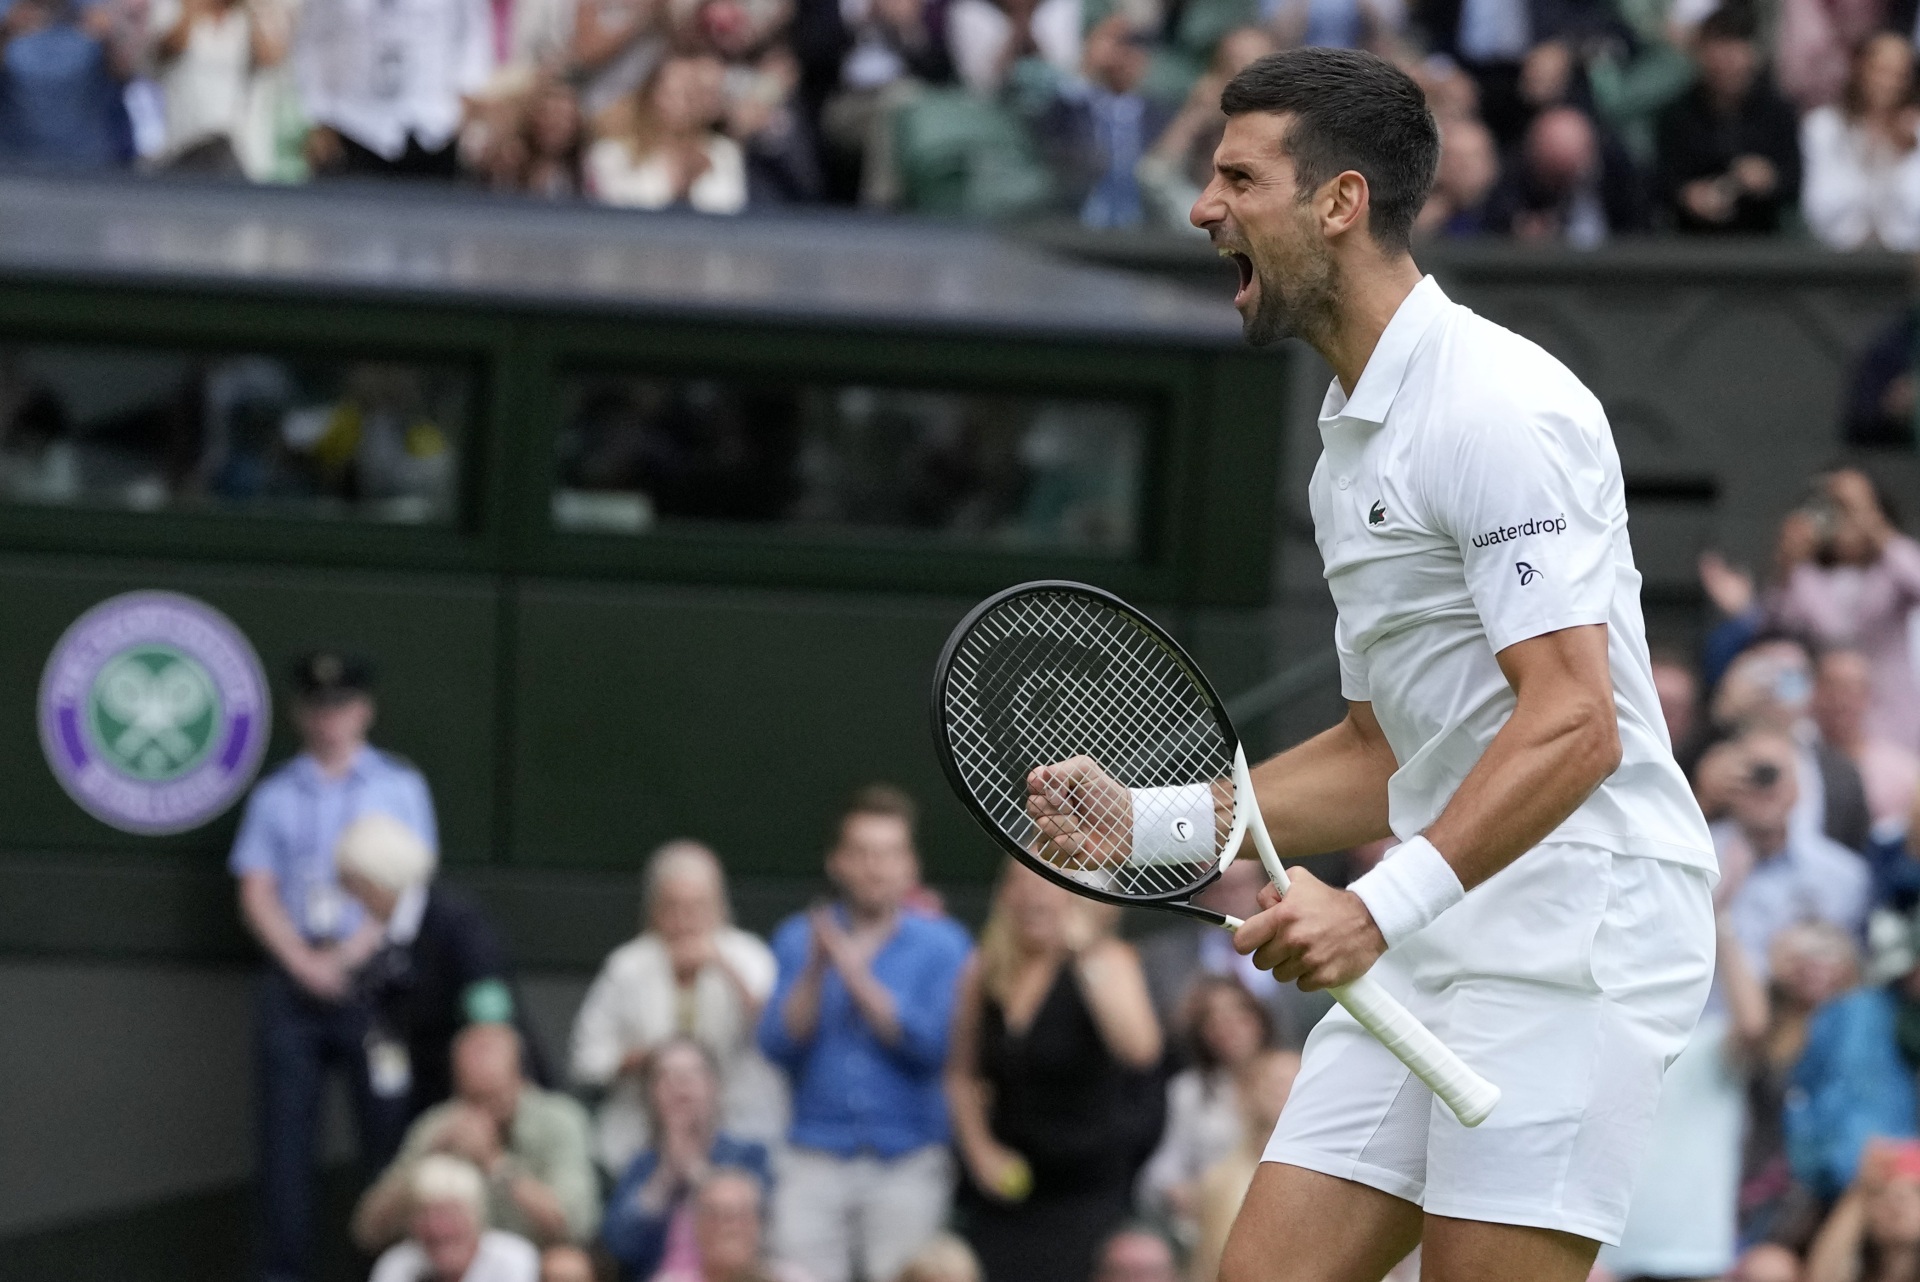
[1029,47,1717,1282]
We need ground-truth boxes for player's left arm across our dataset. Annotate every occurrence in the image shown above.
[1244,627,1619,991]
[1422,624,1620,887]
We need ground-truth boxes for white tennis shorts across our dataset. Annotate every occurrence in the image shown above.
[1263,841,1715,1244]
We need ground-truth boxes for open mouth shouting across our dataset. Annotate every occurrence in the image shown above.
[1217,244,1256,309]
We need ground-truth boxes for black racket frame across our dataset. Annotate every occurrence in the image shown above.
[929,579,1243,926]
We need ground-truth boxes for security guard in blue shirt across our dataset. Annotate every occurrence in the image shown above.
[228,652,437,1282]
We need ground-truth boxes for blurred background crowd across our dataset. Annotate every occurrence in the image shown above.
[24,0,1920,238]
[244,452,1920,1282]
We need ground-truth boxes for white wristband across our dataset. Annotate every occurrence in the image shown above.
[1130,784,1215,865]
[1347,836,1464,949]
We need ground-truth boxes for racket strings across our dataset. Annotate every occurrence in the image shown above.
[941,589,1233,899]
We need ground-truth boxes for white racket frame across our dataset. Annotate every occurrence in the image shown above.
[1215,743,1502,1129]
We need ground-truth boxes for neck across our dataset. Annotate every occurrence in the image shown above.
[310,742,361,779]
[1317,253,1426,394]
[845,900,897,931]
[1747,825,1789,860]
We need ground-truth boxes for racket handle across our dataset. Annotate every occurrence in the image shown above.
[1330,973,1501,1128]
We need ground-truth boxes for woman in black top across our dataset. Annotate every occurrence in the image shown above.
[947,862,1166,1282]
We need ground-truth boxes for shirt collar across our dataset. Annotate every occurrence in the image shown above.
[387,882,428,945]
[1319,275,1451,430]
[296,744,373,787]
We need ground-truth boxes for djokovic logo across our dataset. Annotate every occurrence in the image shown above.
[1516,562,1543,586]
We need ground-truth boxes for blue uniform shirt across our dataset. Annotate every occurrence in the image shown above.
[757,907,971,1159]
[227,746,438,944]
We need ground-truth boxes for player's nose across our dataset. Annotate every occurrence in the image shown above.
[1191,181,1226,232]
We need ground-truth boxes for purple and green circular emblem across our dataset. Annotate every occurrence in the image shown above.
[39,591,270,835]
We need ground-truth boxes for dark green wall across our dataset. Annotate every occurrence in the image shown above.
[0,276,1288,968]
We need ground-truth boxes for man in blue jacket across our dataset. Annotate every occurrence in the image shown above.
[758,784,971,1282]
[1788,908,1920,1198]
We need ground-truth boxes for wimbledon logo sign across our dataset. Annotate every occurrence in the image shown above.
[39,591,270,835]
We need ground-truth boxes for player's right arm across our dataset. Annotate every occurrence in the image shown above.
[1247,700,1397,859]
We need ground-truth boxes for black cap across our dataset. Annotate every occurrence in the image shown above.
[290,651,375,704]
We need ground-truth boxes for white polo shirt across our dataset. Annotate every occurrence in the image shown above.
[1312,277,1714,873]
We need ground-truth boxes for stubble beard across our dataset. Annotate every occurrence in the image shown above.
[1243,245,1340,350]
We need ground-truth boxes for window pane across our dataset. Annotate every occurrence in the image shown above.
[0,344,468,524]
[553,374,1148,556]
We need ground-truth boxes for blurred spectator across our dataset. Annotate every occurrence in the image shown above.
[571,839,782,1173]
[757,784,972,1282]
[1483,105,1648,245]
[467,79,586,195]
[1136,26,1276,231]
[600,1038,772,1282]
[1603,913,1765,1281]
[703,16,823,205]
[1413,114,1500,235]
[229,650,437,1282]
[572,0,664,120]
[1776,0,1883,112]
[892,1234,984,1282]
[1656,4,1801,233]
[1089,1226,1181,1282]
[1581,0,1695,168]
[1815,647,1920,830]
[1187,1050,1299,1282]
[293,0,492,179]
[1138,857,1335,1050]
[653,1167,813,1282]
[147,0,288,173]
[1034,15,1170,229]
[1771,469,1920,750]
[1702,636,1873,852]
[0,0,137,167]
[793,0,952,203]
[354,1024,601,1254]
[1266,0,1405,51]
[370,1154,541,1282]
[948,862,1163,1282]
[1650,646,1709,773]
[1731,1243,1808,1281]
[1136,976,1272,1240]
[1713,728,1873,973]
[1803,1139,1920,1279]
[1801,31,1920,250]
[944,0,1079,96]
[336,812,546,1134]
[541,1247,597,1282]
[1784,906,1920,1202]
[1841,300,1920,451]
[1741,922,1862,1250]
[586,54,749,211]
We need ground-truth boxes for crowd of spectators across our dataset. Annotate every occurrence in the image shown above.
[234,463,1920,1282]
[16,0,1920,239]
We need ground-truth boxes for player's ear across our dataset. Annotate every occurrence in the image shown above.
[1319,170,1372,240]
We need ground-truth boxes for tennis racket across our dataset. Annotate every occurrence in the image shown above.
[930,580,1500,1128]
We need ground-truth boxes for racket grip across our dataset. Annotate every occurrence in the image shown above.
[1329,973,1500,1128]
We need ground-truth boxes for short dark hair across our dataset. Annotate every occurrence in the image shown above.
[1698,3,1757,43]
[841,782,918,832]
[1219,48,1439,252]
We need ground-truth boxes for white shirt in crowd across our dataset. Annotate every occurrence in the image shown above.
[569,924,783,1172]
[1312,276,1714,872]
[585,136,749,214]
[148,0,256,157]
[1598,1011,1745,1279]
[1134,1066,1243,1221]
[369,1229,539,1282]
[292,0,493,158]
[1800,105,1920,250]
